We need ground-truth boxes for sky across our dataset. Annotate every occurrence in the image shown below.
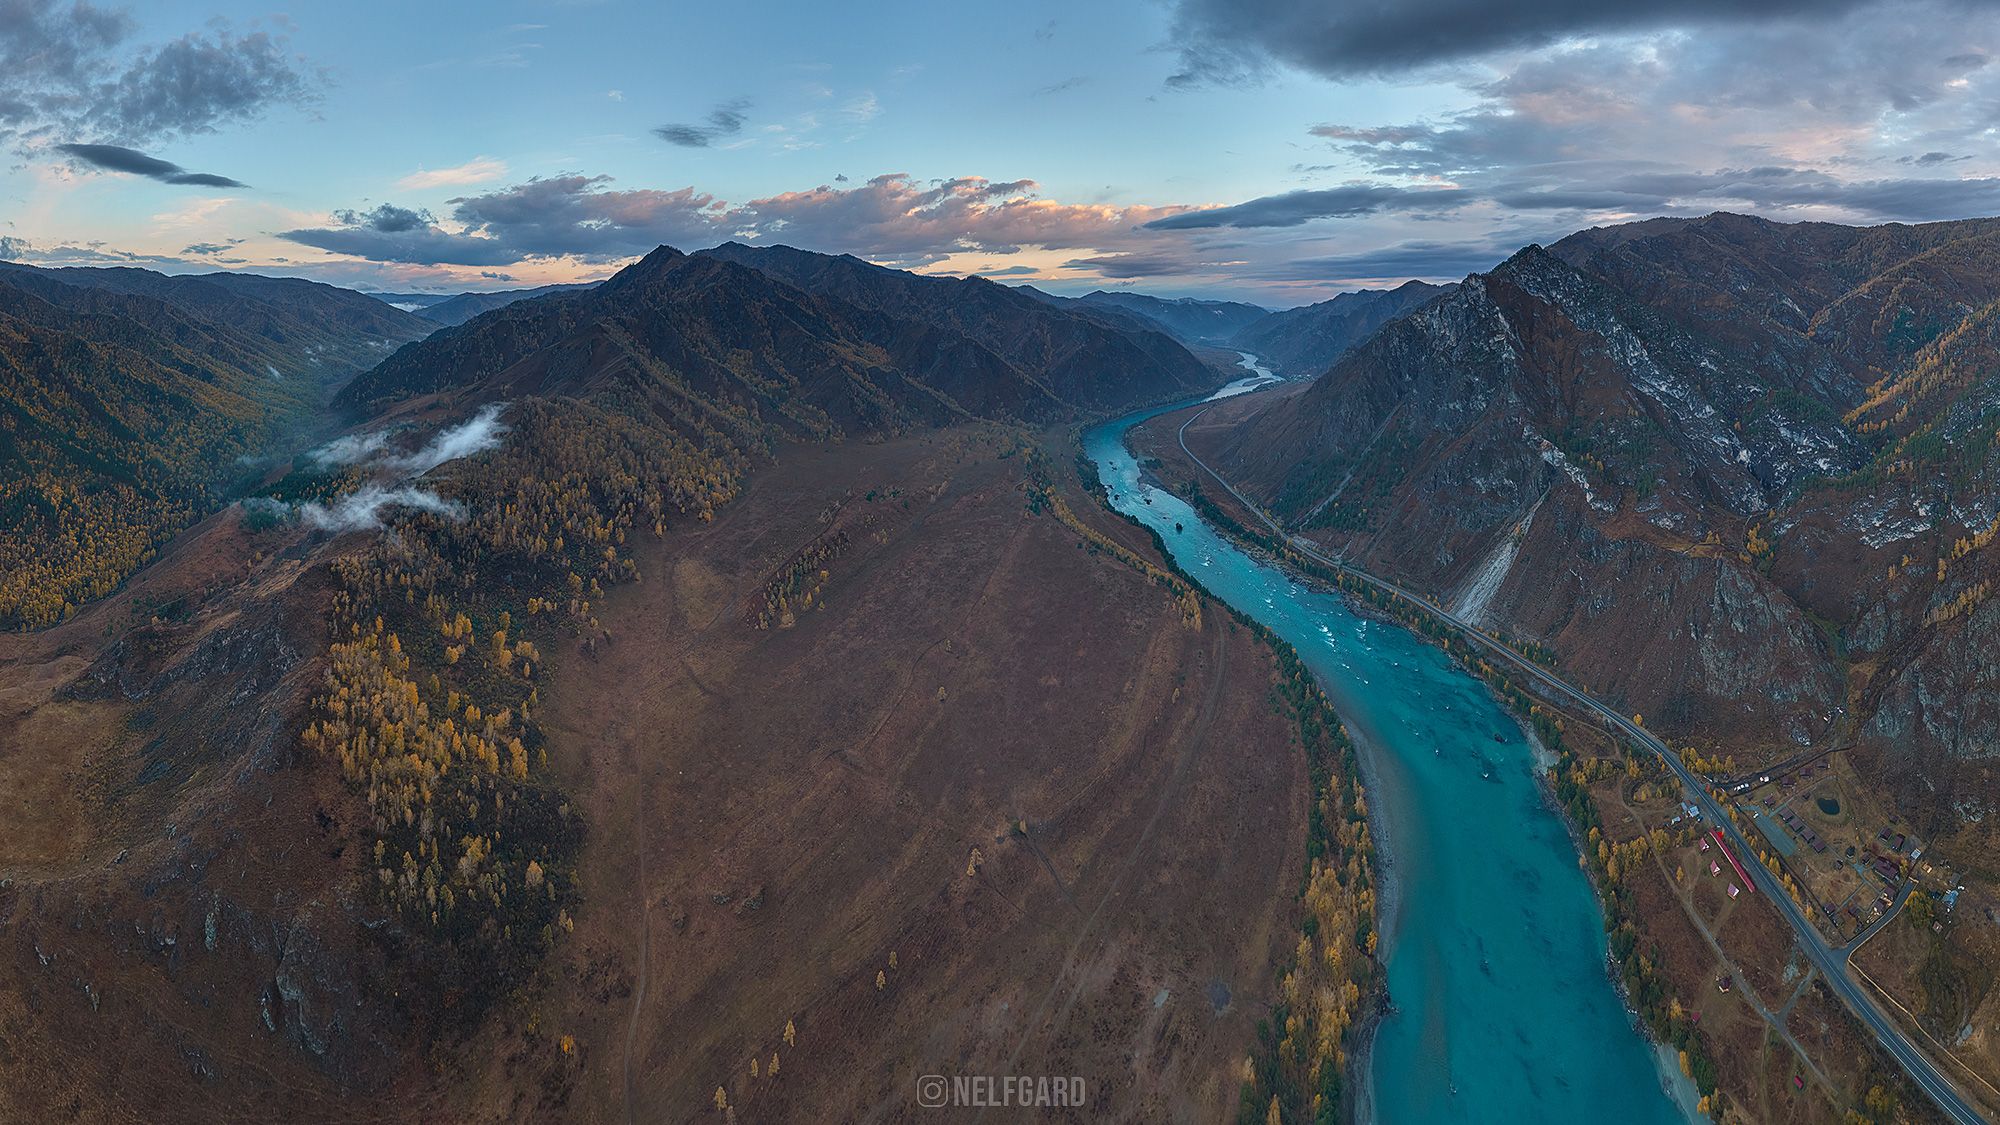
[2,0,1998,306]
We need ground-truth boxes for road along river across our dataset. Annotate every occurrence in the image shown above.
[1084,397,1693,1123]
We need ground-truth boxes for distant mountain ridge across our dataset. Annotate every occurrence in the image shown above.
[0,261,429,378]
[413,283,599,327]
[1071,289,1270,344]
[1226,280,1453,376]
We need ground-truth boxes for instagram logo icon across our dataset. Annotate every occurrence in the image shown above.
[916,1075,949,1108]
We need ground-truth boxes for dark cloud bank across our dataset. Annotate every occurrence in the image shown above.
[55,143,244,187]
[2,0,316,186]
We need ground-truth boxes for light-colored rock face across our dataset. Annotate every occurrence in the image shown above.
[1198,213,2000,825]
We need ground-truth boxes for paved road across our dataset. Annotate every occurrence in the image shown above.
[1716,742,1842,792]
[1844,884,1914,957]
[1170,406,1988,1125]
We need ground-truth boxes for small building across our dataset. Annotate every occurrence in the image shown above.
[1711,829,1756,892]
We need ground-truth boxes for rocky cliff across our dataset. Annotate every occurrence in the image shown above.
[1194,213,2000,827]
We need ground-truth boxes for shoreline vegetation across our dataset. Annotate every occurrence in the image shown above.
[1062,432,1382,1125]
[1087,415,1736,1120]
[1142,404,1947,1123]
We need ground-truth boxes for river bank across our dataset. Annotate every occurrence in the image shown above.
[1123,394,1720,1119]
[1086,391,1692,1124]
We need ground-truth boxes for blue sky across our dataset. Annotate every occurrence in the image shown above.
[3,0,1998,304]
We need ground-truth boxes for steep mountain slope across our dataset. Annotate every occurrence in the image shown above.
[694,241,1216,410]
[1072,289,1270,344]
[1226,279,1452,376]
[345,245,1214,436]
[1192,213,2000,819]
[413,283,597,328]
[0,268,429,629]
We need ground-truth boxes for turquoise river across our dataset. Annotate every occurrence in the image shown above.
[1084,383,1695,1124]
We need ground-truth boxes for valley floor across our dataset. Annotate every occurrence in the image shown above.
[0,423,1326,1123]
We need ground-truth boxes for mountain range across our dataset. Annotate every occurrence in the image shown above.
[6,216,2000,1123]
[1066,289,1271,343]
[1225,279,1453,375]
[0,263,430,628]
[344,243,1216,432]
[0,237,1324,1123]
[1189,212,2000,821]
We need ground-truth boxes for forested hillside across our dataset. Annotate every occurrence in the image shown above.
[0,267,429,628]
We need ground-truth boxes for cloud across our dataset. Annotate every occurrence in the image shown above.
[282,224,517,268]
[181,241,233,255]
[1145,185,1470,229]
[281,172,1201,270]
[55,142,244,187]
[1253,238,1523,282]
[335,204,436,233]
[88,27,315,141]
[309,404,509,476]
[839,93,881,124]
[396,156,508,191]
[0,2,317,155]
[281,485,465,532]
[443,175,725,259]
[309,430,390,468]
[1033,76,1089,96]
[387,403,510,475]
[0,235,192,268]
[1260,7,2000,233]
[655,98,750,147]
[1471,165,2000,221]
[280,203,526,266]
[1163,0,1886,84]
[280,405,510,530]
[1064,250,1227,279]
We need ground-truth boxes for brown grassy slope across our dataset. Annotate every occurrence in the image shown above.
[0,421,1317,1124]
[0,509,412,1124]
[511,429,1312,1124]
